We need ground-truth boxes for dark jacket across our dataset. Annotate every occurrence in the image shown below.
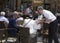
[8,16,18,29]
[8,16,18,37]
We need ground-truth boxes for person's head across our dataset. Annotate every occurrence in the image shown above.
[7,12,13,19]
[0,11,5,16]
[37,6,44,14]
[13,11,19,19]
[27,4,33,9]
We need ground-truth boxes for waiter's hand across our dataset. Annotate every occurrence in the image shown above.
[44,19,51,24]
[38,19,45,24]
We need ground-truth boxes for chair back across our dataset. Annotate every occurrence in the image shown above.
[0,21,8,43]
[19,27,30,43]
[0,21,7,29]
[0,29,5,39]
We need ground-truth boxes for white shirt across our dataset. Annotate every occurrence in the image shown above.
[23,19,37,34]
[35,15,43,29]
[43,10,56,23]
[23,18,42,34]
[0,16,9,24]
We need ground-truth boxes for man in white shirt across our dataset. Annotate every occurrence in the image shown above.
[0,11,9,24]
[37,6,59,43]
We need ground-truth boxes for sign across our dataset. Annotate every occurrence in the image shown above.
[32,0,43,6]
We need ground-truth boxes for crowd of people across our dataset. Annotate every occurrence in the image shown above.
[0,5,42,43]
[0,3,59,43]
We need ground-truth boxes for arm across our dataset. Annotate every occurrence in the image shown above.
[44,19,52,24]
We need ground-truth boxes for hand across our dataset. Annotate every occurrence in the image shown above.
[44,19,51,24]
[38,19,44,24]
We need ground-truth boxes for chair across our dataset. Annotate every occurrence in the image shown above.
[0,29,6,43]
[0,21,8,43]
[41,29,48,43]
[58,23,60,33]
[18,27,30,43]
[41,23,48,43]
[0,21,7,29]
[7,28,19,43]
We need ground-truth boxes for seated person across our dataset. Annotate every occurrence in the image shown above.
[16,15,24,26]
[0,11,9,24]
[8,12,19,37]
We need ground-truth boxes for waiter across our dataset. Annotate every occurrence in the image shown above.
[37,6,59,43]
